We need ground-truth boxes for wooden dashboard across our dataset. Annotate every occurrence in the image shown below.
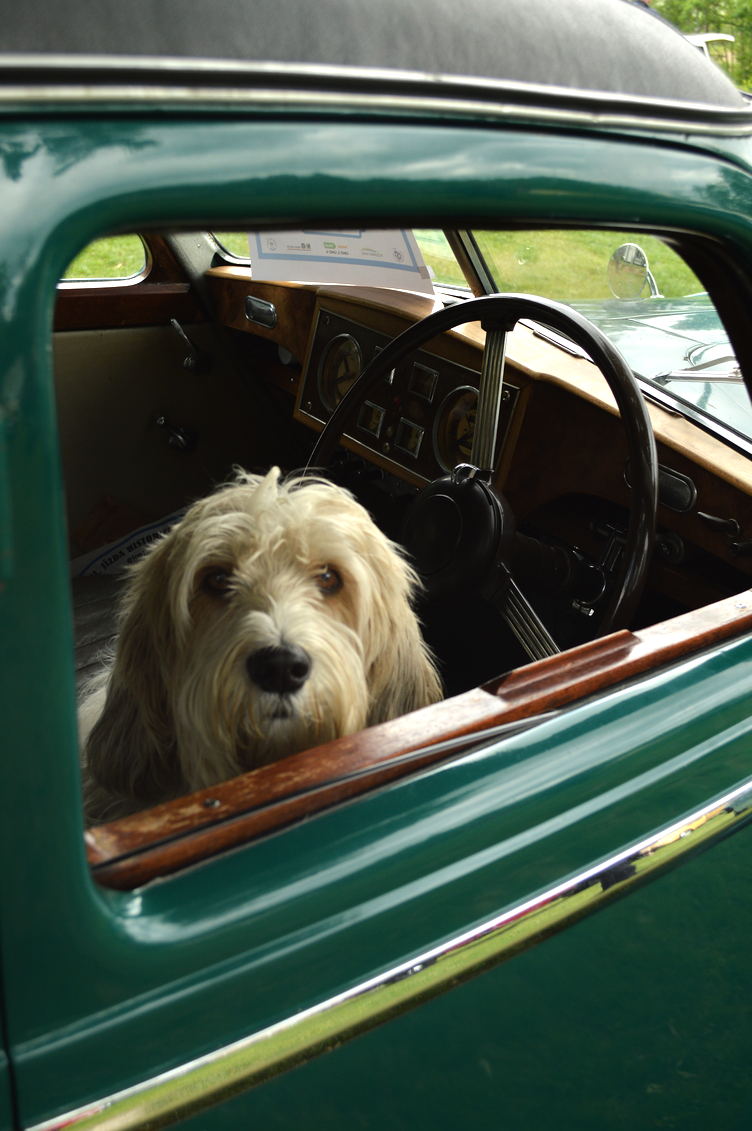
[207,265,752,601]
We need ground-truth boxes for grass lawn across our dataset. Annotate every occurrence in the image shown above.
[472,229,702,300]
[414,228,702,298]
[214,232,252,259]
[62,234,146,279]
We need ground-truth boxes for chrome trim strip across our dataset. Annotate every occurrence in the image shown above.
[0,57,749,135]
[1,84,750,137]
[29,775,752,1131]
[452,230,499,295]
[0,54,748,118]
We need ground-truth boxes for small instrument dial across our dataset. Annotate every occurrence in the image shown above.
[433,386,478,472]
[319,334,362,412]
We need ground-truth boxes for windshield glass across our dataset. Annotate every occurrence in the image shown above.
[412,230,468,288]
[470,230,752,446]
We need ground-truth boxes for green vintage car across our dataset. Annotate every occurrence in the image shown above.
[4,0,752,1127]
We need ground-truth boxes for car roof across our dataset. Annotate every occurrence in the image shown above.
[0,0,744,110]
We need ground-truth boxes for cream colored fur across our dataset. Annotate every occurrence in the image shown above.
[80,468,442,823]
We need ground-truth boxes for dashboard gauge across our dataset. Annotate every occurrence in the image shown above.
[433,386,478,472]
[318,334,362,412]
[395,418,424,459]
[357,401,385,439]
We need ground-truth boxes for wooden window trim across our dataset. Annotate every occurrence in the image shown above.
[85,592,752,890]
[54,235,205,330]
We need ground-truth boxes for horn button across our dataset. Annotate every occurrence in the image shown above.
[404,468,515,600]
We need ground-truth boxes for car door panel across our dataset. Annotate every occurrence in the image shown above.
[4,100,752,1130]
[7,633,752,1124]
[187,822,752,1131]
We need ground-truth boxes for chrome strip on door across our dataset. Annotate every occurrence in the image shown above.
[30,776,752,1131]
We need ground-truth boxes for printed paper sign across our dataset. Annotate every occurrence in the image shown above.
[247,229,434,293]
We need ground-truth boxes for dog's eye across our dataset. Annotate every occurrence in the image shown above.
[202,568,233,595]
[316,566,342,595]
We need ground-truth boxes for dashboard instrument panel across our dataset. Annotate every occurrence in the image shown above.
[296,306,520,484]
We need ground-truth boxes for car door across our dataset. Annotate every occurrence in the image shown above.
[3,75,752,1131]
[0,1000,13,1131]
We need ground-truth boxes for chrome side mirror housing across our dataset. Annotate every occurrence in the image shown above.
[608,242,661,299]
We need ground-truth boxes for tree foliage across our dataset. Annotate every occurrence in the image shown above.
[652,0,752,87]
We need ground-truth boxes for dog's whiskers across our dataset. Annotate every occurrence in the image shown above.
[269,704,293,720]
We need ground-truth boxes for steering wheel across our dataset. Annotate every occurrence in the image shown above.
[309,294,658,661]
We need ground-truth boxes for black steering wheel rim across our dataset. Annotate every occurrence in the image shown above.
[310,293,658,635]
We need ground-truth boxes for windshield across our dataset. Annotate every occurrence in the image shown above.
[423,229,752,448]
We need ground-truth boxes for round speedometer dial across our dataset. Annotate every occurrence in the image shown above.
[319,334,362,412]
[433,386,478,472]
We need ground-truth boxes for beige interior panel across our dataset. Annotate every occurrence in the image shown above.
[54,323,282,551]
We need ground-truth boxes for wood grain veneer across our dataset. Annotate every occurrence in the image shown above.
[54,283,205,330]
[206,268,320,362]
[505,323,752,500]
[505,379,752,577]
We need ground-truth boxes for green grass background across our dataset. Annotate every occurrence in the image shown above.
[63,235,146,279]
[64,230,703,300]
[414,229,703,299]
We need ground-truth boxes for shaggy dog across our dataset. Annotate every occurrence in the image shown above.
[79,467,442,823]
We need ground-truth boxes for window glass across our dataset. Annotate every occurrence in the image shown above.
[62,235,146,280]
[473,230,702,300]
[473,229,752,443]
[214,231,251,259]
[412,230,467,287]
[213,229,468,289]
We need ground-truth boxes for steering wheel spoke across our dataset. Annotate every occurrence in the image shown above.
[488,569,561,662]
[471,323,509,474]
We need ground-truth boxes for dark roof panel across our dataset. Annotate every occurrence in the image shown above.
[0,0,744,109]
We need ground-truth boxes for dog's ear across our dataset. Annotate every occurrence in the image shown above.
[366,612,443,724]
[82,671,182,822]
[360,544,443,725]
[82,539,185,822]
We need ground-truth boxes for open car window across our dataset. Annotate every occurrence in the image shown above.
[57,225,752,889]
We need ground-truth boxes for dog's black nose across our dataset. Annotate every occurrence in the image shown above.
[247,645,312,695]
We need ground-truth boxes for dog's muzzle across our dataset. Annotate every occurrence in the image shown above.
[247,644,312,696]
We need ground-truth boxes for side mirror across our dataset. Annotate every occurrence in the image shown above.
[608,243,661,299]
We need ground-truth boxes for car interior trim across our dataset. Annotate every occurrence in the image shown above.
[34,773,752,1131]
